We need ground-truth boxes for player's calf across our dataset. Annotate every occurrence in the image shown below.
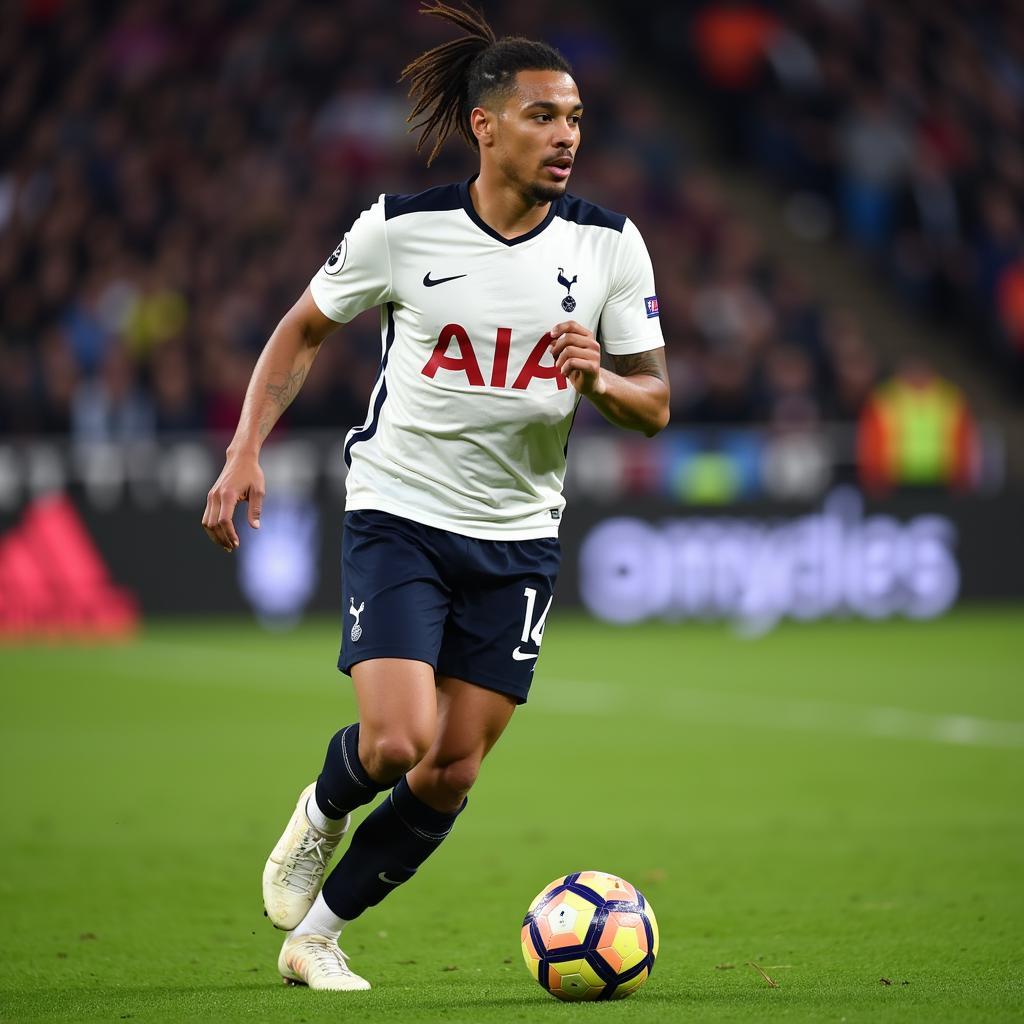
[319,775,466,921]
[406,754,481,813]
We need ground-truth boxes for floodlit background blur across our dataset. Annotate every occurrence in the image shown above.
[2,0,1023,633]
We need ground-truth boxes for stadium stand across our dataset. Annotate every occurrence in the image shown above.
[659,0,1024,385]
[0,0,895,445]
[1,0,1011,481]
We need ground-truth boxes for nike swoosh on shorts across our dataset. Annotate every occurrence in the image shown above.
[512,647,539,661]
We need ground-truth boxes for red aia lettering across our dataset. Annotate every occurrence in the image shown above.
[421,326,567,390]
[422,323,485,385]
[512,333,567,391]
[490,327,511,388]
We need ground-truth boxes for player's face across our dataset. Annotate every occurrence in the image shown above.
[493,70,582,204]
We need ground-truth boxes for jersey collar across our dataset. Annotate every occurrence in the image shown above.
[458,175,559,247]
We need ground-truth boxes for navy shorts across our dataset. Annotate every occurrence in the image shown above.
[338,510,561,704]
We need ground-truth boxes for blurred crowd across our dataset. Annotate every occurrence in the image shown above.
[681,0,1024,383]
[0,0,977,452]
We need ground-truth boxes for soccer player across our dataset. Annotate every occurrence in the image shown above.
[201,1,669,991]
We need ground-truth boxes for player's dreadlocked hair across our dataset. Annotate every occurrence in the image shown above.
[401,1,572,165]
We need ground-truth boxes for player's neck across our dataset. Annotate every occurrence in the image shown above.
[468,169,551,241]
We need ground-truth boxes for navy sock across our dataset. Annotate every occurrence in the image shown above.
[321,776,465,920]
[314,724,385,820]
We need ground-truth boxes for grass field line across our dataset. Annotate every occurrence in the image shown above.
[536,678,1024,750]
[60,637,1024,749]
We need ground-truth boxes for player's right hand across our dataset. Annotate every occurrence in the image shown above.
[202,455,265,552]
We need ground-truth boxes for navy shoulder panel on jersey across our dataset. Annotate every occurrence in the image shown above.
[385,183,463,221]
[555,195,626,232]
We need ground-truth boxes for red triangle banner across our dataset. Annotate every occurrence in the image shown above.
[0,495,139,639]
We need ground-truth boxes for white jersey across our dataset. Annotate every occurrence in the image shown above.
[310,177,664,540]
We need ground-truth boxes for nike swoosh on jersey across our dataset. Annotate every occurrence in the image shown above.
[423,272,468,287]
[378,871,405,885]
[512,647,539,661]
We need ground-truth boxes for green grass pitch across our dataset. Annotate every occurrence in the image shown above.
[2,610,1022,1022]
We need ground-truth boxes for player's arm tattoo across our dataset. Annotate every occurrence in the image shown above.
[257,362,311,441]
[265,365,309,409]
[610,350,667,383]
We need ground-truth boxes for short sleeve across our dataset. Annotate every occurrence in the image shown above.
[309,195,392,323]
[597,218,665,355]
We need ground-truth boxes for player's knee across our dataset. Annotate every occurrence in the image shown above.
[364,732,431,782]
[435,756,481,803]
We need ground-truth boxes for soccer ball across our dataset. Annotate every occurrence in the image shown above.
[521,870,659,1001]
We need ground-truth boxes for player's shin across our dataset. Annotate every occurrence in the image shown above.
[320,776,466,920]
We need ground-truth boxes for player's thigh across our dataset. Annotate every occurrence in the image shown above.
[436,537,560,706]
[430,675,518,764]
[406,676,516,803]
[351,657,438,756]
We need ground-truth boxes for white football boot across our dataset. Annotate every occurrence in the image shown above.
[278,932,371,991]
[263,782,350,930]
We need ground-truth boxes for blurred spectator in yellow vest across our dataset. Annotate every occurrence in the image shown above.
[857,358,977,494]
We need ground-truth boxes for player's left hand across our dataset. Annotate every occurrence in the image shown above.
[550,321,606,397]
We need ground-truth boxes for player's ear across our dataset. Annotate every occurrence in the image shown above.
[470,105,494,148]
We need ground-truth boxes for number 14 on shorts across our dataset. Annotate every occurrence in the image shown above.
[514,587,552,663]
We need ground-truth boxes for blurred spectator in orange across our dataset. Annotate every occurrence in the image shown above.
[857,357,977,494]
[691,4,780,91]
[997,259,1024,359]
